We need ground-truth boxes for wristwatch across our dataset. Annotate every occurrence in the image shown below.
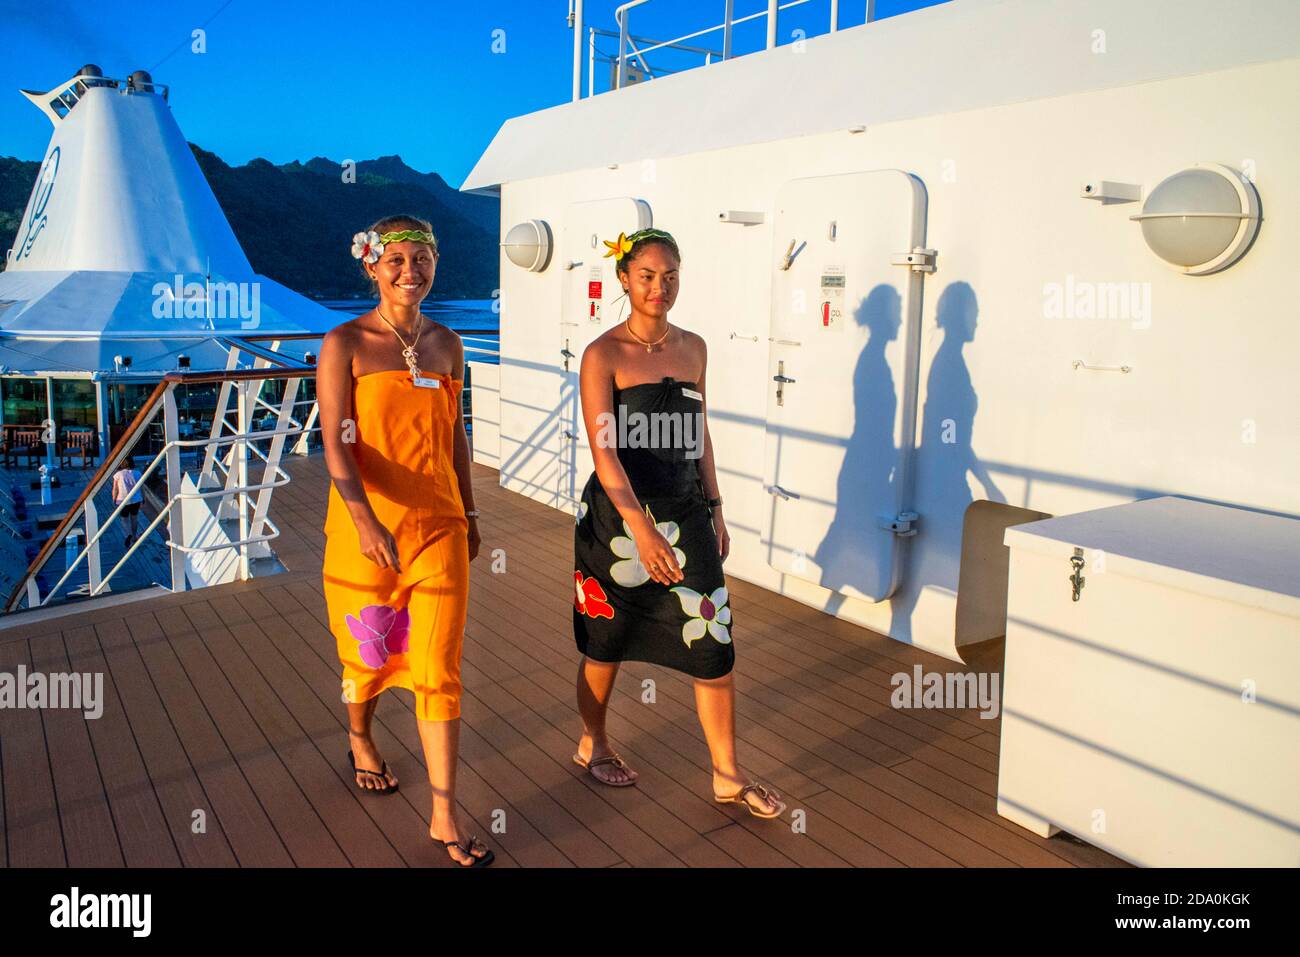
[706,497,723,510]
[465,509,480,518]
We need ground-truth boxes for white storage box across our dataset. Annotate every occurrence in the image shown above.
[997,496,1300,867]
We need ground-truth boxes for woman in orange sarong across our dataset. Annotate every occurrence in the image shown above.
[317,214,492,867]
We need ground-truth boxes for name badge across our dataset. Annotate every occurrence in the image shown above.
[681,387,702,401]
[412,375,442,389]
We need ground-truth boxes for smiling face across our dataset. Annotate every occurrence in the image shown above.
[367,240,438,308]
[619,242,680,320]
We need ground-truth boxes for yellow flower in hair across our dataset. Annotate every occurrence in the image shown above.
[602,232,634,261]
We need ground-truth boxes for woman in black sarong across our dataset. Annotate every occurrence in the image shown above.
[571,228,785,819]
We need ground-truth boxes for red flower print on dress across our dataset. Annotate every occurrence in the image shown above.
[345,603,411,668]
[574,571,614,620]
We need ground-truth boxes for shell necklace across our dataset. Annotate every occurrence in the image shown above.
[625,318,670,353]
[376,308,424,379]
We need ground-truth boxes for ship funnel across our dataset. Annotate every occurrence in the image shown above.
[7,70,250,275]
[0,68,342,346]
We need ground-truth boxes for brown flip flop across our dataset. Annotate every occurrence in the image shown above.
[572,751,639,787]
[715,781,786,819]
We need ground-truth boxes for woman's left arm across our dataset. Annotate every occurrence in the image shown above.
[694,337,730,562]
[449,332,480,561]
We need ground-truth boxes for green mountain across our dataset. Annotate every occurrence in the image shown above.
[0,151,499,300]
[0,156,40,255]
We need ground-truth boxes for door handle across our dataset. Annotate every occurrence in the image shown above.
[773,360,794,406]
[768,484,800,500]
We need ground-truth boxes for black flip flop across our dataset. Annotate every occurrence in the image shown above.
[347,749,398,795]
[440,835,495,868]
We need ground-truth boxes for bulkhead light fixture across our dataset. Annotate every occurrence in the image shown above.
[1130,163,1260,275]
[503,219,554,272]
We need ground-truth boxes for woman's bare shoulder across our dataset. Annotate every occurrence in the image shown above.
[581,331,620,371]
[680,327,707,354]
[319,318,368,377]
[425,315,459,343]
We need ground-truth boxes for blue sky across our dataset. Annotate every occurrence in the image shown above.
[1,0,945,187]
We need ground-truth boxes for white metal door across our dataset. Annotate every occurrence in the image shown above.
[762,170,929,601]
[556,196,652,512]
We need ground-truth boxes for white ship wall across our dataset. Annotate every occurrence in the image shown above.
[489,55,1299,661]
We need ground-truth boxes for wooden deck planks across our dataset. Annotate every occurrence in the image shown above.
[0,452,1128,868]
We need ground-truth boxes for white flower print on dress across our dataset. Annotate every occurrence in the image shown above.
[670,585,731,647]
[609,504,685,587]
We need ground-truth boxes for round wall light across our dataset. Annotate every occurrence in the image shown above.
[1130,163,1260,275]
[503,219,553,272]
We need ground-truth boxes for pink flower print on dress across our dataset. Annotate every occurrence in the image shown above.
[345,603,411,668]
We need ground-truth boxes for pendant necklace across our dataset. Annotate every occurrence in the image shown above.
[376,308,424,380]
[625,318,670,353]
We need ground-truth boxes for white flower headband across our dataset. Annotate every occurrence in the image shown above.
[352,228,437,264]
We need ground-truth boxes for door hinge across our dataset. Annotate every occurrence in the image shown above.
[878,511,919,537]
[891,247,937,273]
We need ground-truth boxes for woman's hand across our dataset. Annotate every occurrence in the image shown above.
[467,519,481,562]
[356,514,401,573]
[634,524,684,585]
[713,510,730,562]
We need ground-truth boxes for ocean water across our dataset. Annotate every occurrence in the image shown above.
[321,298,500,364]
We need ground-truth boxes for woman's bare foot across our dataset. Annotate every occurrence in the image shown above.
[348,729,398,791]
[575,732,639,785]
[713,769,784,817]
[429,812,493,866]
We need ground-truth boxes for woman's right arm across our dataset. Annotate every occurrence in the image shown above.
[317,327,401,571]
[578,343,683,585]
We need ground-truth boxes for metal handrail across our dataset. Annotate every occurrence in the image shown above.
[22,71,172,126]
[4,352,320,612]
[576,0,871,96]
[4,328,495,613]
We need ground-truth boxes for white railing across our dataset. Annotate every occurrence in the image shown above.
[4,343,318,613]
[570,0,878,99]
[3,329,498,614]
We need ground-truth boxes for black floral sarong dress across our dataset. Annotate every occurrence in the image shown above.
[573,376,734,679]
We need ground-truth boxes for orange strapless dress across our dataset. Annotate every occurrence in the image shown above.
[322,368,469,721]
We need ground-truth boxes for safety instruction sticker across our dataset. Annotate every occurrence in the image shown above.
[820,265,846,330]
[588,265,604,321]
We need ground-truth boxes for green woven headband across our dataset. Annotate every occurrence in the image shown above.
[626,228,676,247]
[378,229,436,246]
[602,227,679,263]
